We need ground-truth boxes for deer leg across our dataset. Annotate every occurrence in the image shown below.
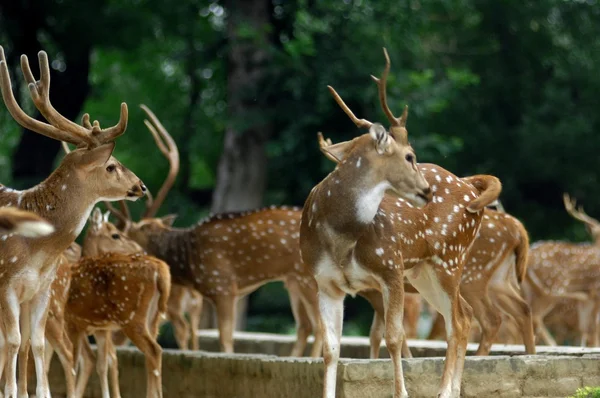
[0,289,20,398]
[407,265,472,398]
[296,281,322,358]
[106,335,122,398]
[168,305,190,350]
[462,290,501,356]
[360,289,386,359]
[187,291,203,351]
[316,284,345,398]
[577,300,594,347]
[403,294,422,339]
[28,288,54,398]
[381,279,408,398]
[534,316,557,346]
[45,317,75,397]
[492,287,536,354]
[286,279,311,357]
[0,328,6,387]
[73,334,95,398]
[122,325,163,398]
[17,302,31,398]
[213,296,237,353]
[94,331,111,398]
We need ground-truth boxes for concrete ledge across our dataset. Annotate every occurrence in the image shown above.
[42,346,600,398]
[196,329,600,359]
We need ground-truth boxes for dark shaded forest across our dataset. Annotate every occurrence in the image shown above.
[1,0,599,338]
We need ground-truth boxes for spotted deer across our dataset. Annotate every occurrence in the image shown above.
[319,131,534,358]
[43,207,170,398]
[0,47,145,398]
[106,106,320,356]
[522,194,600,347]
[301,48,502,398]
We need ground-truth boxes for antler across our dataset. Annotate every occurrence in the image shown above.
[563,193,599,226]
[327,88,373,129]
[370,48,408,128]
[0,46,127,148]
[140,104,179,218]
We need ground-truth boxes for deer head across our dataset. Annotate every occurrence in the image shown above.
[126,215,177,250]
[82,208,144,257]
[0,47,146,213]
[563,193,600,243]
[325,48,431,207]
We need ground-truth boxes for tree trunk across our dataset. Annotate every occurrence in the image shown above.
[201,0,273,331]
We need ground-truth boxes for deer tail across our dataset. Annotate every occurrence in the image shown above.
[463,175,502,212]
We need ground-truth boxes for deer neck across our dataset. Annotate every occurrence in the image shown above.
[0,166,105,255]
[310,155,390,259]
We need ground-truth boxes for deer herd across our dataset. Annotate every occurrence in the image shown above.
[0,44,597,398]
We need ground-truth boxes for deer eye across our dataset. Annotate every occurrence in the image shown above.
[106,164,116,173]
[405,153,414,163]
[111,233,121,240]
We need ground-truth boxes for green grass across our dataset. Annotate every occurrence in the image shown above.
[571,387,600,398]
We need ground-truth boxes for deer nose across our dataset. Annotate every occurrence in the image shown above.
[421,186,433,202]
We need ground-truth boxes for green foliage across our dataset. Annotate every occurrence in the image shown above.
[3,0,600,340]
[571,387,600,398]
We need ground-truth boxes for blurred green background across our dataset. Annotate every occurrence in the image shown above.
[1,0,600,344]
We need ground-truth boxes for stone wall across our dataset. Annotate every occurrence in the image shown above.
[40,340,600,397]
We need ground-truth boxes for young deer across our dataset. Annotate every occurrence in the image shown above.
[0,47,145,398]
[43,208,170,398]
[523,194,600,347]
[301,48,501,398]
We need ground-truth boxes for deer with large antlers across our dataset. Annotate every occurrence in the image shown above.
[300,48,501,398]
[522,194,600,347]
[0,46,145,398]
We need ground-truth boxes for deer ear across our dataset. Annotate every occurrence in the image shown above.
[160,214,177,226]
[90,208,103,231]
[80,143,116,169]
[103,211,111,223]
[320,140,353,163]
[369,123,391,154]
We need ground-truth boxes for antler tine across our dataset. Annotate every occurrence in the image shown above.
[0,47,82,145]
[563,193,599,226]
[140,104,179,218]
[370,48,408,128]
[20,52,95,147]
[327,86,372,129]
[92,103,129,143]
[61,141,71,154]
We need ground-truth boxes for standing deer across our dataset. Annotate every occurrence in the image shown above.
[523,194,600,347]
[107,106,320,356]
[300,48,501,398]
[318,131,534,357]
[0,47,145,398]
[44,207,170,398]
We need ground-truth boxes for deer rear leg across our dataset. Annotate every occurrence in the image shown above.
[187,290,203,351]
[122,325,163,398]
[213,296,237,353]
[407,265,472,398]
[462,289,501,356]
[45,317,75,397]
[72,333,95,398]
[168,306,190,350]
[492,287,536,354]
[286,279,312,357]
